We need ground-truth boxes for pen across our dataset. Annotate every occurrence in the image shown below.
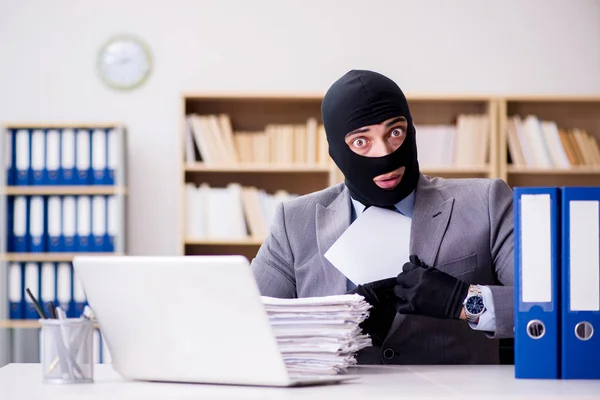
[47,301,58,319]
[25,288,48,319]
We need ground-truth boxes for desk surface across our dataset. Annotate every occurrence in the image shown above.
[1,364,600,400]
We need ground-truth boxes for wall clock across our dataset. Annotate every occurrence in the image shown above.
[97,35,152,90]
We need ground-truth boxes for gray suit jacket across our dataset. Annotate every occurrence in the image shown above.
[251,174,514,365]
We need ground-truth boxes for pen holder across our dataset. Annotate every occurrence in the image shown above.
[40,318,94,384]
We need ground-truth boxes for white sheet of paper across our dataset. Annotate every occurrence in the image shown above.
[324,206,411,285]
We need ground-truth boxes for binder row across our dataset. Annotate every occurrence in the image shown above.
[6,195,117,253]
[4,127,120,186]
[7,262,87,320]
[515,186,600,380]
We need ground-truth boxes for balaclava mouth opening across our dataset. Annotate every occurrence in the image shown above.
[321,69,420,208]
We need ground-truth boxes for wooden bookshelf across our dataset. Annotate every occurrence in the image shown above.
[0,123,129,365]
[180,93,497,259]
[498,96,600,187]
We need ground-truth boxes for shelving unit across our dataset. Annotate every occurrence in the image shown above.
[498,96,600,187]
[180,93,497,260]
[0,123,128,366]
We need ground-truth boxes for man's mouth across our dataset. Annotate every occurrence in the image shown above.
[373,173,402,190]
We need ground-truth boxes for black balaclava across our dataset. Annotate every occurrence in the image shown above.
[321,69,420,208]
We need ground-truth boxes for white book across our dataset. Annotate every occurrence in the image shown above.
[523,115,553,168]
[541,121,570,168]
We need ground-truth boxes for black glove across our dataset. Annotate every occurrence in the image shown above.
[394,255,470,320]
[347,277,398,346]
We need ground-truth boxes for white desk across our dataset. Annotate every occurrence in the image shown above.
[1,364,600,400]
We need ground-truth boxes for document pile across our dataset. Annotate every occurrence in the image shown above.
[262,294,372,375]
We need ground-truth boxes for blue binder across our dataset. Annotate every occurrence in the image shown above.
[514,187,561,379]
[24,262,41,319]
[106,128,116,185]
[91,195,106,252]
[6,128,16,185]
[106,195,115,252]
[30,129,45,185]
[56,262,72,317]
[12,196,29,253]
[76,129,91,185]
[28,196,46,253]
[60,129,76,185]
[47,196,63,252]
[91,129,107,185]
[62,196,76,252]
[76,196,92,252]
[15,129,31,186]
[6,196,14,252]
[561,187,600,379]
[8,263,24,319]
[46,129,61,185]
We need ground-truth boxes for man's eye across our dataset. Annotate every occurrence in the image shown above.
[352,138,366,147]
[390,128,404,137]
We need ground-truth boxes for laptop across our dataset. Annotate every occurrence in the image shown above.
[72,255,357,387]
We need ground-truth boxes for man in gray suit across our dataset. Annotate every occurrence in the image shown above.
[252,70,514,365]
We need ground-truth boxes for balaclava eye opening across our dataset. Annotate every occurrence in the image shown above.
[321,69,420,208]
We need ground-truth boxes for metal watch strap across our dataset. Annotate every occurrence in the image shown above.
[465,285,483,323]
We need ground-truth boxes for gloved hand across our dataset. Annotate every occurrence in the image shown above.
[394,255,470,320]
[347,277,399,346]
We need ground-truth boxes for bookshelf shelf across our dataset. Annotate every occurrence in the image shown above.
[421,165,490,178]
[185,238,264,246]
[507,166,600,175]
[0,320,100,329]
[185,163,331,173]
[0,253,123,262]
[2,186,127,196]
[0,320,41,329]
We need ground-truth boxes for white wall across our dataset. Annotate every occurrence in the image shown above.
[1,0,599,255]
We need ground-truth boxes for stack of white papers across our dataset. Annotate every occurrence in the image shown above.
[261,294,372,375]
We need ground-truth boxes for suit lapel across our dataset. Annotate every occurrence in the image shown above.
[315,186,353,295]
[409,175,455,267]
[386,174,455,340]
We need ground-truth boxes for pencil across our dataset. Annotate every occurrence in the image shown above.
[25,288,48,319]
[47,301,57,319]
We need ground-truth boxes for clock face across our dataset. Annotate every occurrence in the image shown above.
[98,35,152,90]
[466,296,485,314]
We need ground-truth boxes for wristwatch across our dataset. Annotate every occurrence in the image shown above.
[463,285,486,323]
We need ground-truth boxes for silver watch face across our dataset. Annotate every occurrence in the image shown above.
[466,295,485,315]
